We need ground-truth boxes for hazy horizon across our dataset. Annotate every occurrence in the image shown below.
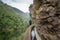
[2,0,33,13]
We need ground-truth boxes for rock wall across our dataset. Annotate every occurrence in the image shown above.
[29,0,60,40]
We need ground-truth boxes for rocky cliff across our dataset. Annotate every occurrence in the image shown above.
[29,0,60,40]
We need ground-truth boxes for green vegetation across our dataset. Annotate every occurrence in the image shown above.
[0,1,28,40]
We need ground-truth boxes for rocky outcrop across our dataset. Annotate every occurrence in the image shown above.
[29,0,60,40]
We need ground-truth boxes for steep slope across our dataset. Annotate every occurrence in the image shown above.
[0,1,28,40]
[11,7,30,24]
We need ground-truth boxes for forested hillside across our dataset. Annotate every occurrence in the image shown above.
[0,1,29,40]
[11,7,30,24]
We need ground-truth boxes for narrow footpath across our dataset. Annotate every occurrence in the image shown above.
[23,24,41,40]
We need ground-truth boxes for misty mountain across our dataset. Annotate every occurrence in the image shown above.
[11,7,30,23]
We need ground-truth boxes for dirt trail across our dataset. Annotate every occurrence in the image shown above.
[23,24,35,40]
[23,24,42,40]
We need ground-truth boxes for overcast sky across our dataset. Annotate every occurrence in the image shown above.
[2,0,33,12]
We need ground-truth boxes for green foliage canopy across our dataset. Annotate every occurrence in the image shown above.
[0,2,28,40]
